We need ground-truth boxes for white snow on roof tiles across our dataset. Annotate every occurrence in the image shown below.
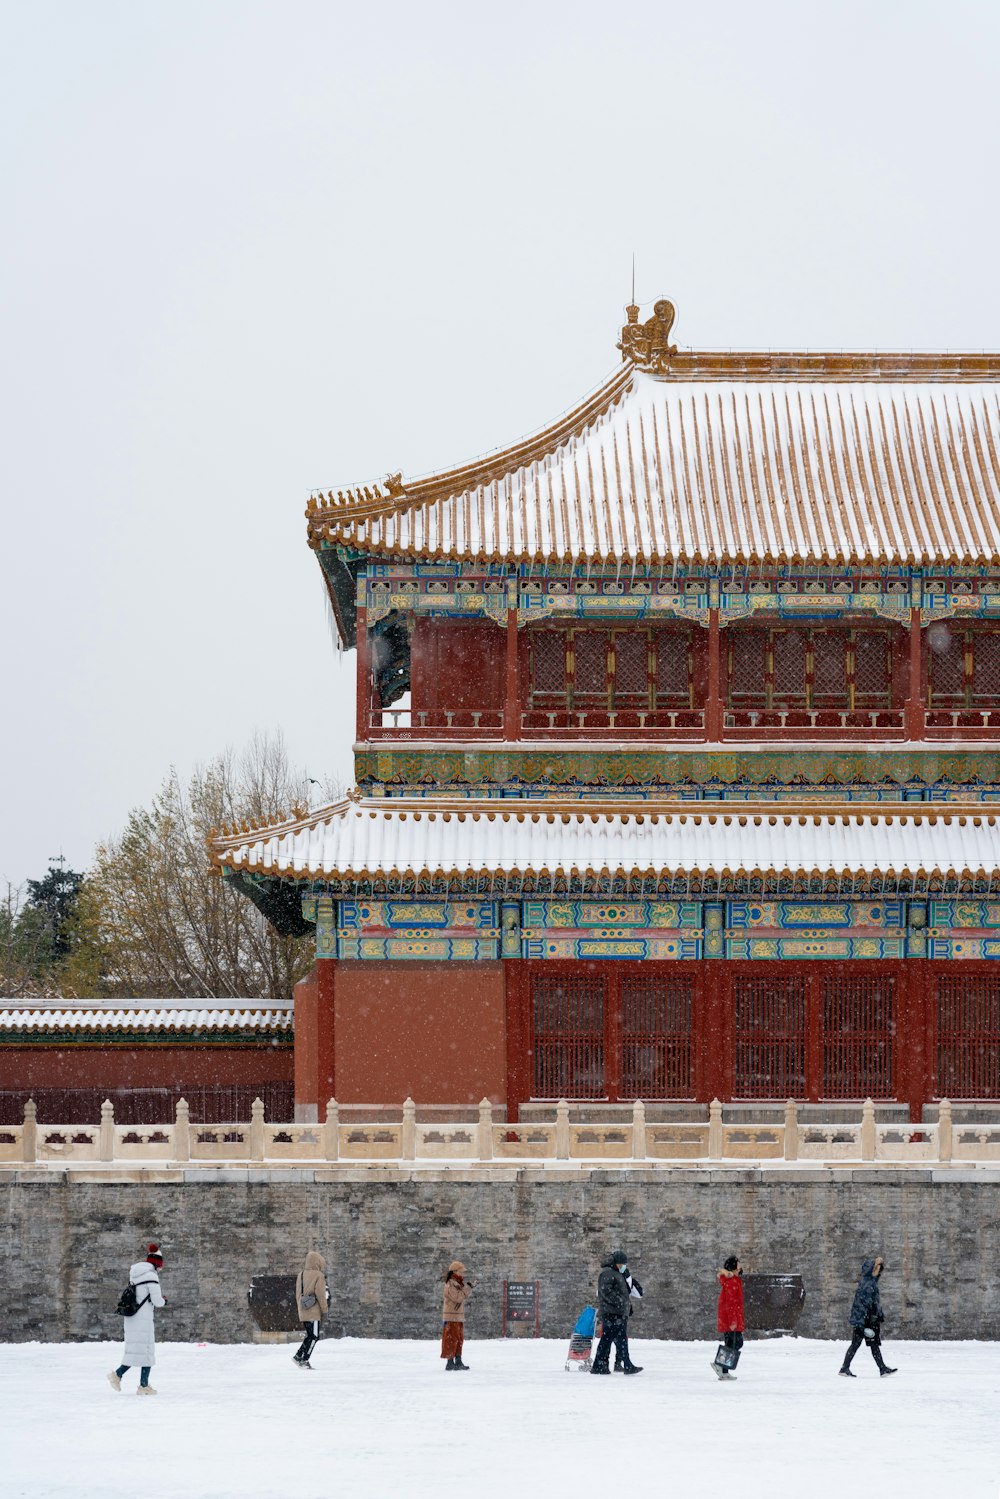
[212,798,1000,880]
[314,370,1000,565]
[0,1000,293,1033]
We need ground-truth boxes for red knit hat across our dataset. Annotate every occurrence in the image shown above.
[146,1242,164,1269]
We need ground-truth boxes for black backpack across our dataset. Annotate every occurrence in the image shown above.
[115,1279,153,1317]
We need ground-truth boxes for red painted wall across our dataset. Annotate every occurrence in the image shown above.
[0,1043,293,1092]
[332,960,506,1105]
[410,619,505,713]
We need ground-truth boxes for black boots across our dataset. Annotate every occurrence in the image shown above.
[879,1366,897,1376]
[453,1357,469,1370]
[838,1367,856,1377]
[445,1358,456,1370]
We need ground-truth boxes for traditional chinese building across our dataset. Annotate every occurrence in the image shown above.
[211,297,1000,1124]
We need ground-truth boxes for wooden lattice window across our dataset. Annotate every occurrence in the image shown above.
[654,629,691,704]
[729,629,767,705]
[812,631,848,704]
[733,976,807,1098]
[621,973,694,1099]
[772,630,808,706]
[613,632,649,704]
[928,626,967,704]
[527,626,695,712]
[529,632,566,698]
[973,632,1000,706]
[532,973,605,1099]
[821,974,895,1099]
[936,974,1000,1098]
[575,631,610,702]
[853,631,891,707]
[728,626,893,711]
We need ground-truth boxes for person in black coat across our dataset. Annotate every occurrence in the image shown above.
[590,1250,643,1375]
[839,1256,897,1377]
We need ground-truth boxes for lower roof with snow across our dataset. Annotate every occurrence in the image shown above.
[0,998,293,1035]
[208,794,1000,891]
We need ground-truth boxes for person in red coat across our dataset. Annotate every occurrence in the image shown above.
[712,1256,745,1380]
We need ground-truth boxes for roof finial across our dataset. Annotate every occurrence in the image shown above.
[618,295,678,373]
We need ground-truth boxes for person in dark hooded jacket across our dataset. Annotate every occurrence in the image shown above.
[590,1250,642,1375]
[839,1256,897,1377]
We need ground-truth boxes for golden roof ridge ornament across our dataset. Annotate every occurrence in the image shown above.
[619,297,678,373]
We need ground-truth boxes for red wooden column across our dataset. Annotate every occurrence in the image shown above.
[905,609,924,741]
[706,610,723,741]
[504,607,521,741]
[356,606,371,742]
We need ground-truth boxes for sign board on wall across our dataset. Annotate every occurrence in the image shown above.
[502,1280,539,1337]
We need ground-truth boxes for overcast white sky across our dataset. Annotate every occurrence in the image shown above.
[2,0,999,889]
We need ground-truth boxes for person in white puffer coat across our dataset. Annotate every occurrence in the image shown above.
[107,1243,167,1395]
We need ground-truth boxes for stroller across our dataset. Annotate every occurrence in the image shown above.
[565,1305,598,1371]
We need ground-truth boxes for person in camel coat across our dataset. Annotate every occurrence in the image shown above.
[441,1260,473,1370]
[293,1250,329,1369]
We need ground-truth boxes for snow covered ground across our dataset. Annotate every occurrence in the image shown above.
[3,1337,998,1498]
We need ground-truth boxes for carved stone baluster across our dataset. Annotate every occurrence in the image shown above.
[861,1098,876,1161]
[99,1099,115,1162]
[708,1098,723,1159]
[324,1098,340,1161]
[401,1097,416,1160]
[938,1098,953,1163]
[250,1097,265,1162]
[174,1098,190,1163]
[783,1098,799,1161]
[22,1099,36,1163]
[555,1099,570,1159]
[631,1099,647,1161]
[477,1098,493,1161]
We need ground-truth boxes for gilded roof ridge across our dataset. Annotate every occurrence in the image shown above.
[305,362,635,537]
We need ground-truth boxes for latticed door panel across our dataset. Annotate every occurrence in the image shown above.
[733,976,806,1098]
[621,974,694,1099]
[928,627,966,703]
[654,629,691,705]
[532,973,605,1099]
[728,629,767,707]
[613,632,650,706]
[528,631,568,704]
[771,630,808,706]
[936,974,1000,1098]
[812,631,848,704]
[574,631,610,703]
[972,630,1000,706]
[821,974,895,1098]
[853,631,891,707]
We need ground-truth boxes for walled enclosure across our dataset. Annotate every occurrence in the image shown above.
[3,1174,999,1344]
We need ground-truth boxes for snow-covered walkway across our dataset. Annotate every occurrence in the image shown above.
[3,1338,997,1498]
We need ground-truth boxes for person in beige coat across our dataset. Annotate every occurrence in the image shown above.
[293,1250,329,1369]
[441,1259,473,1370]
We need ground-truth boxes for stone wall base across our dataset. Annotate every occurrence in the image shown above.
[2,1175,998,1343]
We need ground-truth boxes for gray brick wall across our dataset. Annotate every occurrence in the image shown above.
[1,1172,997,1343]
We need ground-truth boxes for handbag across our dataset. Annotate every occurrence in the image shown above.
[298,1272,318,1311]
[714,1340,741,1371]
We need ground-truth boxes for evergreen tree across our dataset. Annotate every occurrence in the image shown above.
[25,863,84,962]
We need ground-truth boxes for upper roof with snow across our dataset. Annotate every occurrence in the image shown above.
[306,301,1000,568]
